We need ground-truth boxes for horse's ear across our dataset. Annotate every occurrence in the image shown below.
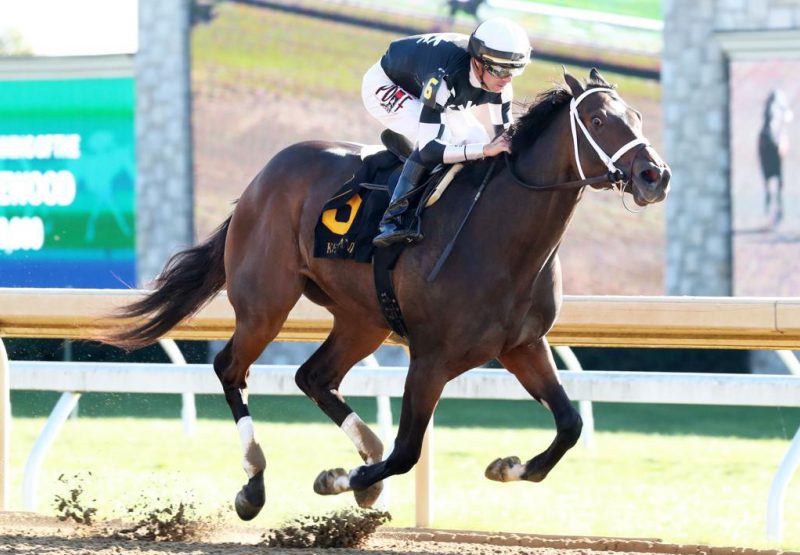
[563,71,584,98]
[589,67,604,83]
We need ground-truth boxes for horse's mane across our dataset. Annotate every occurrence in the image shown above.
[509,74,615,153]
[454,73,614,183]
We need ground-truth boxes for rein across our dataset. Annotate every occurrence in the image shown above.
[505,153,623,191]
[507,87,650,194]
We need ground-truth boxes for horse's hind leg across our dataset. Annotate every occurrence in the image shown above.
[294,313,390,507]
[214,277,305,520]
[486,338,582,483]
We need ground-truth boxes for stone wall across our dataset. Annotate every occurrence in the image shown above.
[135,0,193,284]
[662,0,800,295]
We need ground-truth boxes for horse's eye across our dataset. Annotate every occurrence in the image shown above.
[592,117,603,127]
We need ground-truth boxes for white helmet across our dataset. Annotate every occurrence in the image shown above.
[468,17,532,73]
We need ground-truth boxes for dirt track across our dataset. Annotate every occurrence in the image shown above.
[2,513,797,555]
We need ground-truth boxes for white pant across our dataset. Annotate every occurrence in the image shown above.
[361,61,490,148]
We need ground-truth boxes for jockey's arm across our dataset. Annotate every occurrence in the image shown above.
[416,105,487,167]
[416,73,493,167]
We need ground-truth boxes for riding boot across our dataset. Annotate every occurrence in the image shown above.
[373,157,427,247]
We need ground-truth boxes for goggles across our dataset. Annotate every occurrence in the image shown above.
[483,62,526,79]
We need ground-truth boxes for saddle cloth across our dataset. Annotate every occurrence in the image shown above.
[313,149,462,263]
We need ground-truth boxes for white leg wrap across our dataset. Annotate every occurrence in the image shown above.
[341,413,381,463]
[236,416,260,478]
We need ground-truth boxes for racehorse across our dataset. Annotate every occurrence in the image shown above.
[102,69,670,520]
[758,88,793,226]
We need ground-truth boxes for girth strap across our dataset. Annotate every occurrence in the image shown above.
[372,243,408,338]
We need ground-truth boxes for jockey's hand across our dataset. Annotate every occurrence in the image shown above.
[482,134,511,158]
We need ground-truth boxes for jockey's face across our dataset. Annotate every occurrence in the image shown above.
[474,59,514,92]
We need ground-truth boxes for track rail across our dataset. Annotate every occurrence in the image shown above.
[2,289,800,349]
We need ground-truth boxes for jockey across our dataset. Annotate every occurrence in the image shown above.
[362,17,532,247]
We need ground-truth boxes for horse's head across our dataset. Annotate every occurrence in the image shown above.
[563,68,671,206]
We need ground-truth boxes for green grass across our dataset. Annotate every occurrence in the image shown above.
[8,393,800,549]
[519,0,661,20]
[192,3,392,97]
[305,0,662,22]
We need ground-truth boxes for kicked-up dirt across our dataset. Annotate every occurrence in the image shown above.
[2,512,797,555]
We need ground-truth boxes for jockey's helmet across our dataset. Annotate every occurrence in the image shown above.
[468,18,531,76]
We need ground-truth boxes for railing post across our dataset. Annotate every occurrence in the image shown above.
[0,338,9,510]
[361,354,393,509]
[776,350,800,376]
[158,339,196,435]
[415,419,433,527]
[767,424,800,542]
[23,391,82,511]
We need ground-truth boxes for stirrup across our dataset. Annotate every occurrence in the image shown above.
[373,227,423,248]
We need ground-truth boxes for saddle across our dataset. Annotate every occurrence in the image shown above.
[381,128,413,160]
[313,131,460,263]
[313,131,468,338]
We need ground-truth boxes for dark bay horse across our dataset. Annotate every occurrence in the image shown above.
[104,69,670,520]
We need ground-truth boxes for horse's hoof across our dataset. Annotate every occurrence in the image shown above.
[353,480,383,508]
[313,468,350,495]
[235,471,265,521]
[485,456,524,482]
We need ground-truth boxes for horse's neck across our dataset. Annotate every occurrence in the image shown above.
[508,117,580,237]
[491,115,582,273]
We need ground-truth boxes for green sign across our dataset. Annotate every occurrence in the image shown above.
[0,77,136,287]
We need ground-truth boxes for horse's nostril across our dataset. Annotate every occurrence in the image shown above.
[640,168,661,183]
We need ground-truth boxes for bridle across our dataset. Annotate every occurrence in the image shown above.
[507,87,651,196]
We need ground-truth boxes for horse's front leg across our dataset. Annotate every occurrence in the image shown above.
[348,356,449,491]
[486,338,582,483]
[296,316,389,507]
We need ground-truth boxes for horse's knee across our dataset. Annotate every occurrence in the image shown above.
[213,343,232,380]
[559,412,583,448]
[295,360,337,399]
[294,367,312,396]
[295,365,325,400]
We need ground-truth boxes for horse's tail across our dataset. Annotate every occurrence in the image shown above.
[102,216,231,349]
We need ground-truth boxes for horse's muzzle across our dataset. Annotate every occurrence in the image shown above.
[631,159,671,205]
